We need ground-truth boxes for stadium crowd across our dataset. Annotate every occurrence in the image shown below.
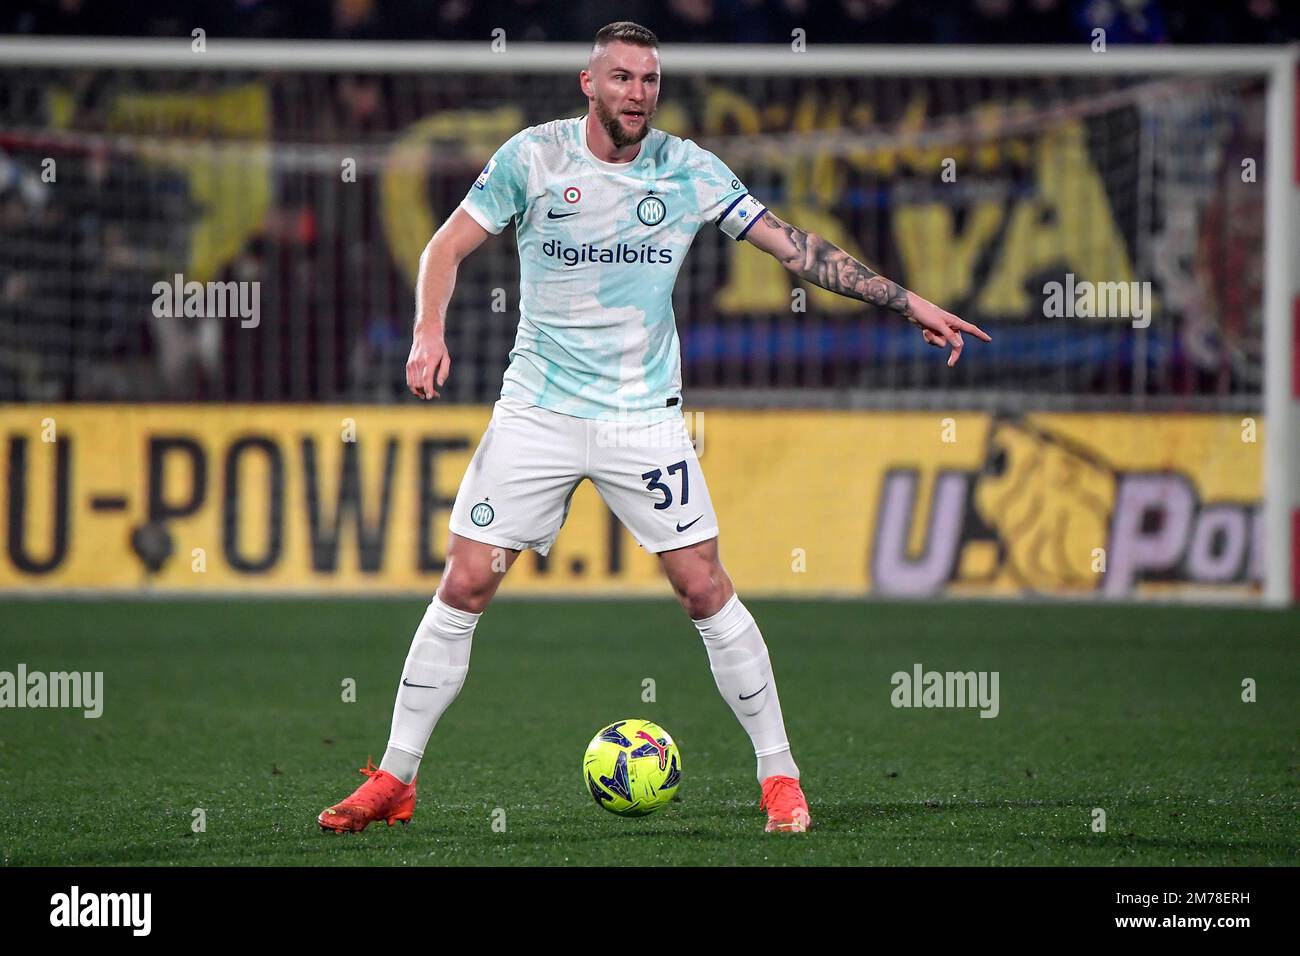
[3,0,1296,46]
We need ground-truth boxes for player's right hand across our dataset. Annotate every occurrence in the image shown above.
[406,327,451,400]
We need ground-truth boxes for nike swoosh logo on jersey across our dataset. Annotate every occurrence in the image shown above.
[675,516,702,532]
[547,209,580,219]
[739,683,768,701]
[402,678,438,689]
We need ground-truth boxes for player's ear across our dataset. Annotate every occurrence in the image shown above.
[579,70,592,99]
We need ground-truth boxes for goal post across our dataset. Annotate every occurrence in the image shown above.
[1262,50,1297,607]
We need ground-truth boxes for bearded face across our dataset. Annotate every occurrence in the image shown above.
[584,40,660,149]
[594,93,654,148]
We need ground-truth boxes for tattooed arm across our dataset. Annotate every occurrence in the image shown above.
[743,210,991,367]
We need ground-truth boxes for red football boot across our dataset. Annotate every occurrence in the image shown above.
[759,775,811,833]
[318,759,416,833]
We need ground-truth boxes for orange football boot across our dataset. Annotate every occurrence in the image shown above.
[759,775,811,833]
[317,759,416,833]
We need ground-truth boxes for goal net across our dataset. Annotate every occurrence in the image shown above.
[0,45,1272,406]
[0,41,1292,602]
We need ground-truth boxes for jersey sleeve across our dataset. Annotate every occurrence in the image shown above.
[459,129,532,235]
[689,142,768,241]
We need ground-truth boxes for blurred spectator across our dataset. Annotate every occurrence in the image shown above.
[330,0,384,40]
[1071,0,1169,45]
[956,0,1075,44]
[652,0,720,44]
[721,0,809,45]
[9,0,117,36]
[834,0,926,45]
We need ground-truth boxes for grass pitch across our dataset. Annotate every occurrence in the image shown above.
[0,598,1296,866]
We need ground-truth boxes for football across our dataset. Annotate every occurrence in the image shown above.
[582,719,682,816]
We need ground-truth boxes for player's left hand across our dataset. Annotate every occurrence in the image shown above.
[908,294,991,367]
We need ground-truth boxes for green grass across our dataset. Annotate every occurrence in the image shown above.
[0,599,1296,866]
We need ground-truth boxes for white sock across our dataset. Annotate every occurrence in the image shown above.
[693,594,800,783]
[380,596,479,784]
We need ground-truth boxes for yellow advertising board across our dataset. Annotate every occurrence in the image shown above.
[0,406,1263,598]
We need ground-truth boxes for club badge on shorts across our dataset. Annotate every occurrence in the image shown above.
[470,502,495,527]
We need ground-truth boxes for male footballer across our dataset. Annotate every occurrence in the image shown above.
[319,21,989,835]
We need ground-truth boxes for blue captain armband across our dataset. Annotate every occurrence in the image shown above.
[717,193,768,241]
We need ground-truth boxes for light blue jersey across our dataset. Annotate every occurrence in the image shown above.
[460,115,767,422]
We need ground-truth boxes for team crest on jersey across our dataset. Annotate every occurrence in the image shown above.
[563,186,581,204]
[637,195,666,226]
[470,502,495,527]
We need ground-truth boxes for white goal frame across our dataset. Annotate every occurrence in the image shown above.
[0,39,1294,605]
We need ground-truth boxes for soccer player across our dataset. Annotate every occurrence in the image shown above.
[318,21,989,835]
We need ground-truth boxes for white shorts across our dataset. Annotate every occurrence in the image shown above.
[448,397,719,556]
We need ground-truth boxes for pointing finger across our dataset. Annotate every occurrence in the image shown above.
[954,317,992,342]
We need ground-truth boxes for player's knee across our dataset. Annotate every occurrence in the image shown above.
[436,568,496,614]
[673,565,732,620]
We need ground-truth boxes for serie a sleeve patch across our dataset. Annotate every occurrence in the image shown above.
[717,193,768,241]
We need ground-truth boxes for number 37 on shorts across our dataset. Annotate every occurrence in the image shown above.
[447,397,720,557]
